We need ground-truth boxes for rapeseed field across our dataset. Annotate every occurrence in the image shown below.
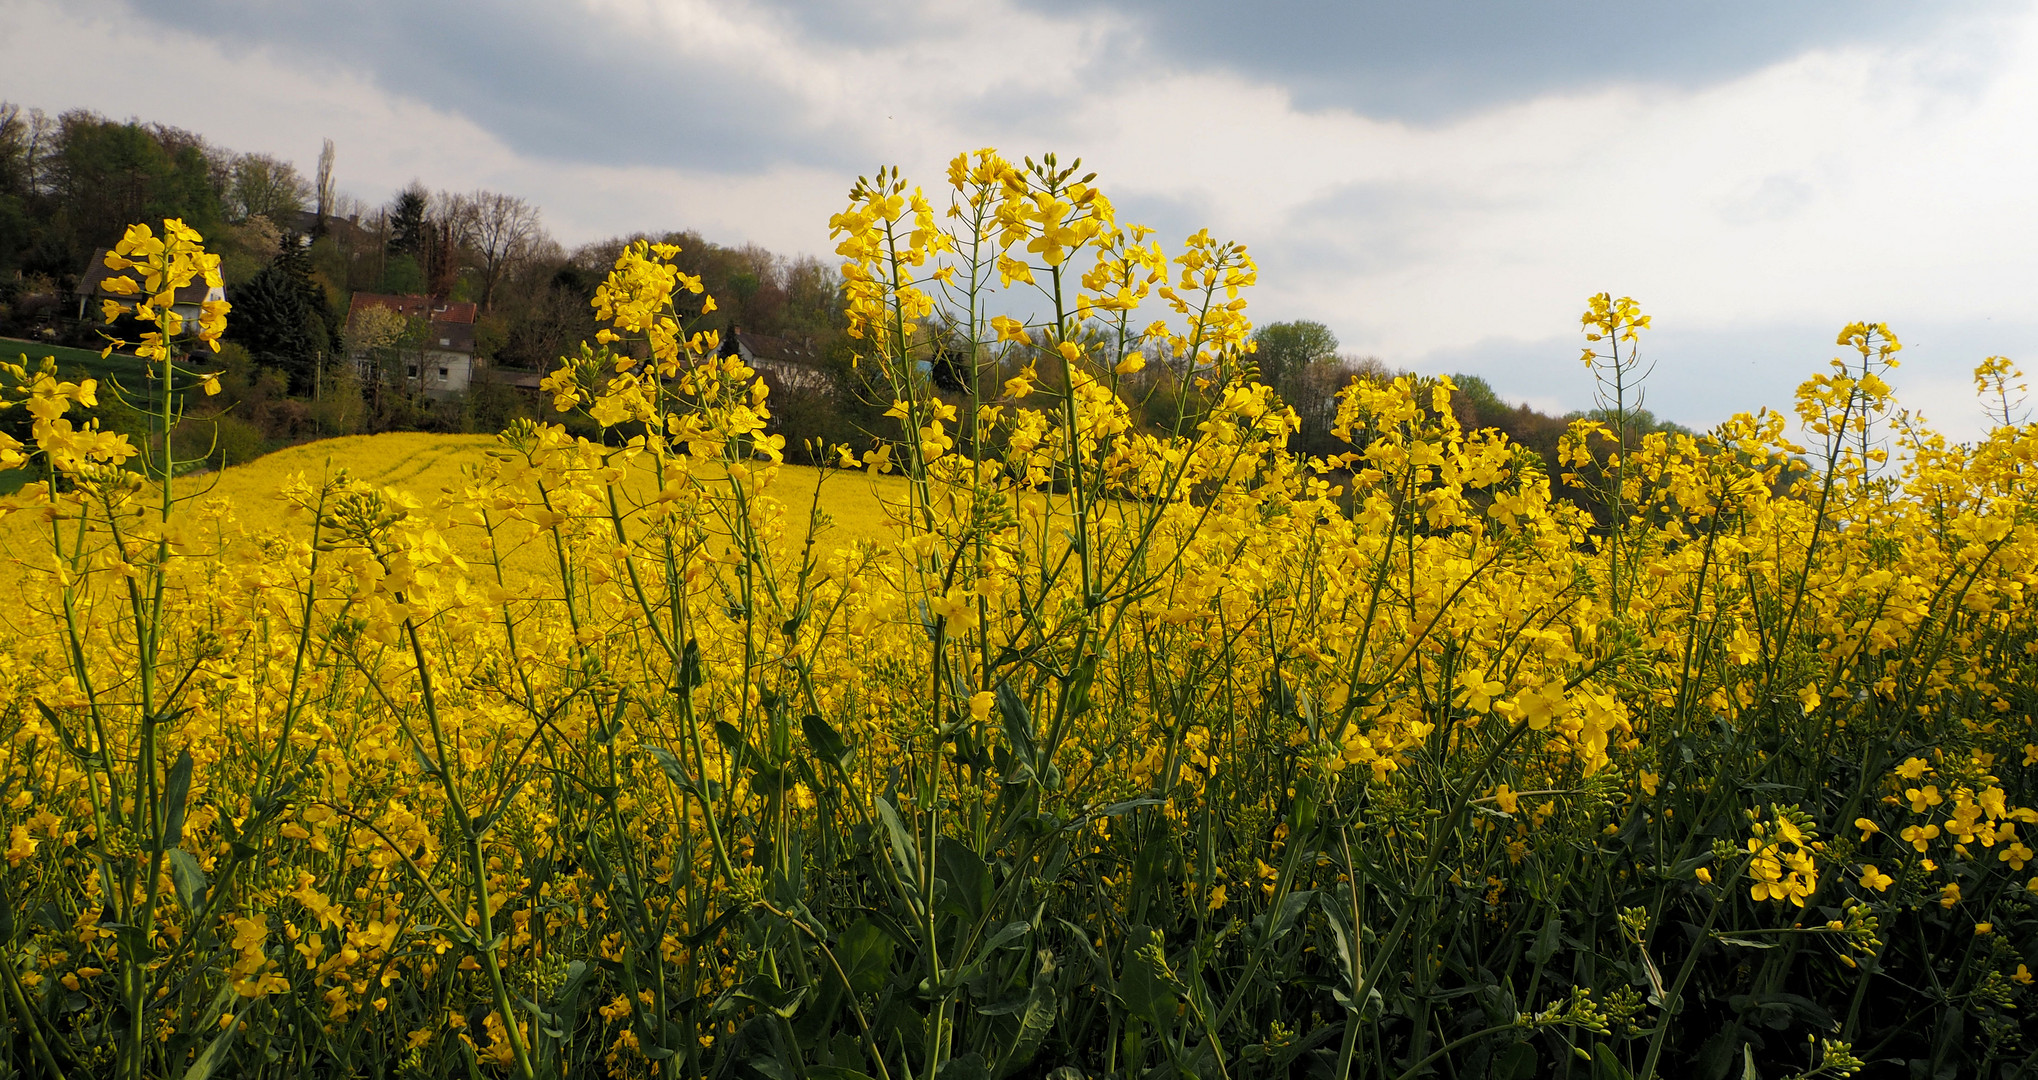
[1,156,2034,1080]
[0,435,910,591]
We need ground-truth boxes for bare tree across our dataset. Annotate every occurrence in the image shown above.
[314,138,336,233]
[460,190,541,311]
[0,104,55,196]
[426,189,472,299]
[0,104,28,197]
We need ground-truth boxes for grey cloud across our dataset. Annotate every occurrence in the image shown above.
[1012,0,2022,122]
[114,0,861,176]
[116,0,1143,189]
[116,0,2013,196]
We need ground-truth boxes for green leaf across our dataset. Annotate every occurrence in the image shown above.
[157,748,194,851]
[1317,896,1356,1000]
[600,693,632,747]
[802,713,852,768]
[1667,853,1714,879]
[995,950,1059,1078]
[35,699,100,765]
[936,1053,989,1080]
[678,637,704,690]
[1266,670,1298,720]
[475,777,528,838]
[1259,889,1315,946]
[643,745,693,792]
[996,682,1035,779]
[177,989,243,1080]
[836,919,895,995]
[717,975,808,1019]
[714,720,745,753]
[874,796,921,886]
[1593,1043,1633,1080]
[936,839,993,923]
[166,848,208,915]
[1116,926,1178,1029]
[1091,798,1161,820]
[1492,1042,1538,1080]
[980,920,1031,953]
[1064,654,1097,718]
[1528,909,1562,965]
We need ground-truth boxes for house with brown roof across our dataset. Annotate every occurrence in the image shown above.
[345,292,478,398]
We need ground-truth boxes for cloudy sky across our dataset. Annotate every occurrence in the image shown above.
[5,0,2035,436]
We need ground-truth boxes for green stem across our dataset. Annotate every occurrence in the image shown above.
[2,949,67,1080]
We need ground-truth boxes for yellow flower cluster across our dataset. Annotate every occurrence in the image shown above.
[3,167,2037,1077]
[96,219,229,365]
[1747,807,1821,907]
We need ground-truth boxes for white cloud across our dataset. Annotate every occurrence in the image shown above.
[1061,5,2038,435]
[5,0,2033,437]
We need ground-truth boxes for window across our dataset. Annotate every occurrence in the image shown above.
[438,367,449,378]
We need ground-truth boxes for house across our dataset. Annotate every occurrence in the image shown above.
[345,292,478,397]
[280,209,370,248]
[76,248,227,328]
[476,366,546,400]
[718,328,832,394]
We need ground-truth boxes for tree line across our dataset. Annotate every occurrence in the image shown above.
[0,101,1655,477]
[0,101,861,455]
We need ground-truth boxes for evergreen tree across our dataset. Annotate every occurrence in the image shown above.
[387,183,429,260]
[230,260,327,393]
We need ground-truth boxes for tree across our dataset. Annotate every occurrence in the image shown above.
[231,266,318,384]
[50,111,222,259]
[1250,320,1356,456]
[226,153,310,224]
[426,213,460,299]
[385,182,468,296]
[381,253,425,295]
[427,189,473,299]
[314,138,336,234]
[1251,320,1340,389]
[0,103,35,277]
[342,302,408,359]
[342,303,431,422]
[230,241,330,393]
[0,103,30,197]
[387,182,429,259]
[460,190,541,310]
[214,214,282,287]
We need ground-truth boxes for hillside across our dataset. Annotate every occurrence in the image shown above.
[0,432,916,591]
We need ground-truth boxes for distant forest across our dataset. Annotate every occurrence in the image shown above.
[0,101,1677,472]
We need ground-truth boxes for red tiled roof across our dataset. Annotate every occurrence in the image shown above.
[346,293,477,325]
[347,293,478,356]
